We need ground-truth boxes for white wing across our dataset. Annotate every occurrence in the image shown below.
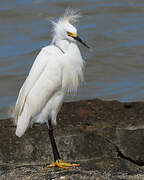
[15,45,63,136]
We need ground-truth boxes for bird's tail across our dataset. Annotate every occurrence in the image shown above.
[8,104,15,121]
[15,103,30,137]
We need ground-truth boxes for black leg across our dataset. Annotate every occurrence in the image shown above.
[48,118,61,162]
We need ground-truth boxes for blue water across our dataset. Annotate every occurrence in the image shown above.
[1,0,144,119]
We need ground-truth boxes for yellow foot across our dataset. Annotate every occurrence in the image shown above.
[46,160,80,170]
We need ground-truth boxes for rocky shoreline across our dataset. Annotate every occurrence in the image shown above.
[0,98,144,179]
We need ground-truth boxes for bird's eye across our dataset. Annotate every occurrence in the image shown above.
[67,31,72,37]
[66,31,77,38]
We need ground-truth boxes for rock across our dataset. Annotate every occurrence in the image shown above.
[0,98,144,179]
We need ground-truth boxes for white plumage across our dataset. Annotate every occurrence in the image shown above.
[14,9,88,137]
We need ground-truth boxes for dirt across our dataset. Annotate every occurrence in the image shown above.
[0,98,144,179]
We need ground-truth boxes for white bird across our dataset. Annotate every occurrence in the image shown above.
[13,9,89,169]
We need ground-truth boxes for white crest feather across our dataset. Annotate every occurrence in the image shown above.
[59,8,81,24]
[51,8,80,29]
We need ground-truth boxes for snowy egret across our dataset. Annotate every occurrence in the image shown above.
[13,9,89,169]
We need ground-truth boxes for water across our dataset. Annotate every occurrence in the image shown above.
[1,0,144,119]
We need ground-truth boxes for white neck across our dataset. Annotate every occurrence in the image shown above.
[52,36,75,53]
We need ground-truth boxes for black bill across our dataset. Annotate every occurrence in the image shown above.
[73,36,90,48]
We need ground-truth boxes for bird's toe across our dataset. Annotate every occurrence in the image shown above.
[45,160,80,170]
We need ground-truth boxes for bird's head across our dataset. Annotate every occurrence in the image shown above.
[52,9,89,48]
